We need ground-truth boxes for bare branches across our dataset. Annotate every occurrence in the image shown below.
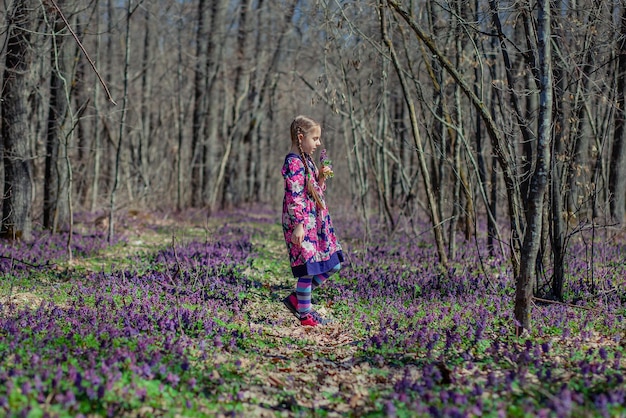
[46,0,116,105]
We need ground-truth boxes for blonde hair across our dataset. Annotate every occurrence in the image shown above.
[290,115,324,210]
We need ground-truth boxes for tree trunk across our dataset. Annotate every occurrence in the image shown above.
[190,0,207,208]
[477,2,495,256]
[72,17,91,208]
[221,0,253,208]
[101,0,116,195]
[609,6,626,223]
[204,0,226,210]
[342,60,371,238]
[426,1,446,231]
[564,5,600,217]
[108,0,133,243]
[515,0,552,333]
[90,0,102,212]
[549,4,567,301]
[1,0,37,241]
[240,0,295,205]
[44,6,72,232]
[176,9,185,211]
[137,7,152,202]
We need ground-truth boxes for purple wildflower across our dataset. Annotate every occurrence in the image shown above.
[319,149,334,178]
[64,390,77,408]
[136,387,147,402]
[383,400,397,417]
[165,372,180,386]
[20,381,31,396]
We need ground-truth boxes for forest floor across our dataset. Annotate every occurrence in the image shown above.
[1,207,625,417]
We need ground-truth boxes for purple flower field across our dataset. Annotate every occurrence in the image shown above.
[0,208,624,416]
[0,230,113,278]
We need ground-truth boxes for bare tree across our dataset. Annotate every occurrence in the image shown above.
[609,5,626,223]
[204,0,226,210]
[89,0,103,212]
[220,0,253,208]
[380,1,449,268]
[549,1,568,301]
[388,0,525,272]
[564,3,601,218]
[514,0,553,333]
[1,0,38,241]
[190,0,207,208]
[136,5,153,203]
[108,0,135,242]
[44,1,75,232]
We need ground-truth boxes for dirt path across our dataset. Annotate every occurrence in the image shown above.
[234,218,395,416]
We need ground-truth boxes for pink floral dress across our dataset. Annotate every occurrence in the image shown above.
[282,153,344,277]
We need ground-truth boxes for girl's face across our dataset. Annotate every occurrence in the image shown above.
[299,125,322,155]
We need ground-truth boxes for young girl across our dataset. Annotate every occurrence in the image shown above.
[281,115,344,327]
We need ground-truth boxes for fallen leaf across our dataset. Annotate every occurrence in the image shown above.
[268,375,285,388]
[349,393,363,409]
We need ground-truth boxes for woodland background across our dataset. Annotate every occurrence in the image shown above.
[0,0,625,331]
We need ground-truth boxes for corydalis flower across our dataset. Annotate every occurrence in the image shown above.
[319,149,334,179]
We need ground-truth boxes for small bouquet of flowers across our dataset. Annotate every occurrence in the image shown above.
[319,149,334,179]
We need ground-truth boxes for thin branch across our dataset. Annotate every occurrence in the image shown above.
[532,296,596,312]
[47,0,117,105]
[0,255,56,269]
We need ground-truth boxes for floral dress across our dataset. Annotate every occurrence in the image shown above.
[282,153,344,277]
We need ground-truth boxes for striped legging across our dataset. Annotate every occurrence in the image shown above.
[296,263,341,315]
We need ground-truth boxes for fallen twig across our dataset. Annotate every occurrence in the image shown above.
[532,296,595,311]
[0,255,55,270]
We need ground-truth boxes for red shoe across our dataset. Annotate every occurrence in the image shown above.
[300,312,320,327]
[300,310,331,326]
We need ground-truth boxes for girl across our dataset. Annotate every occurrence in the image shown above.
[281,115,344,327]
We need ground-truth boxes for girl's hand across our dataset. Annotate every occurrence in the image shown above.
[291,224,304,246]
[319,166,333,184]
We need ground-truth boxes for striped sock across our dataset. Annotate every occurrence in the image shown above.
[296,276,313,315]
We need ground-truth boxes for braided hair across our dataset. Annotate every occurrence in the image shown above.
[290,115,324,210]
